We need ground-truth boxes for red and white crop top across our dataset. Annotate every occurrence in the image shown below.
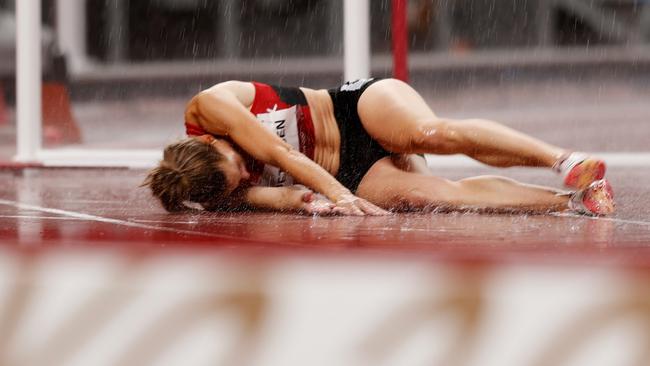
[185,82,316,187]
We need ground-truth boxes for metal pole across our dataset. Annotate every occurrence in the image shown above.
[15,0,42,162]
[392,0,409,82]
[56,0,87,73]
[343,0,370,81]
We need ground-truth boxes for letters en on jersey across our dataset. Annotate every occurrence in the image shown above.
[255,104,301,187]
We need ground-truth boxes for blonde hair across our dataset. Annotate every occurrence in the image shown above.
[143,138,227,212]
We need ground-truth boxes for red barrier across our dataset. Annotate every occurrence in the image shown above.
[392,0,409,82]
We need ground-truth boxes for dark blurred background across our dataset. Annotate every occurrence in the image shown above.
[4,0,650,63]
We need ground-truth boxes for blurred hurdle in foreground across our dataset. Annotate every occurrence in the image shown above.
[0,248,649,366]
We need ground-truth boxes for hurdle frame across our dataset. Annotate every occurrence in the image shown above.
[13,0,650,169]
[12,0,372,168]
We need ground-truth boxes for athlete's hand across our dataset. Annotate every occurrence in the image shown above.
[299,190,337,215]
[334,193,390,216]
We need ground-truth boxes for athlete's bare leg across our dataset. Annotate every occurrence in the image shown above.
[357,78,566,168]
[356,157,570,213]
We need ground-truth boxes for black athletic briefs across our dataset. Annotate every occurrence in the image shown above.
[328,78,391,192]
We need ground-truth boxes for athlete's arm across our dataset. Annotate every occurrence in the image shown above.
[243,185,338,214]
[190,84,388,216]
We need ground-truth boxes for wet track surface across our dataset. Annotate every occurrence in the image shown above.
[1,167,649,266]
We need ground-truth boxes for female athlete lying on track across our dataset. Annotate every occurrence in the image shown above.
[144,78,615,216]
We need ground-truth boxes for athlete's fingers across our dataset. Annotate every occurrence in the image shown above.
[335,203,365,216]
[348,206,365,216]
[334,194,374,216]
[356,198,390,216]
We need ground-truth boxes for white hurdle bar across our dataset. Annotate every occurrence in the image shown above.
[14,0,372,167]
[15,0,42,163]
[344,0,371,81]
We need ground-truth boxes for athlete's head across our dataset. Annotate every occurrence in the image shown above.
[143,135,250,212]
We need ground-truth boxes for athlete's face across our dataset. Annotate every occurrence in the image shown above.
[196,135,250,194]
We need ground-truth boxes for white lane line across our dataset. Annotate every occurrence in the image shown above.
[551,212,650,227]
[591,217,650,227]
[0,199,235,239]
[130,219,200,224]
[0,215,87,221]
[602,219,650,227]
[62,200,128,204]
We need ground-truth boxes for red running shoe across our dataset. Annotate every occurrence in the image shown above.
[569,179,615,216]
[555,153,606,190]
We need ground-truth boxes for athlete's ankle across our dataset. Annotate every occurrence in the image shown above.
[552,151,573,173]
[554,152,606,189]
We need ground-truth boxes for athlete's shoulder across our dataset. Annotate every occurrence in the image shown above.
[207,80,255,94]
[195,81,256,108]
